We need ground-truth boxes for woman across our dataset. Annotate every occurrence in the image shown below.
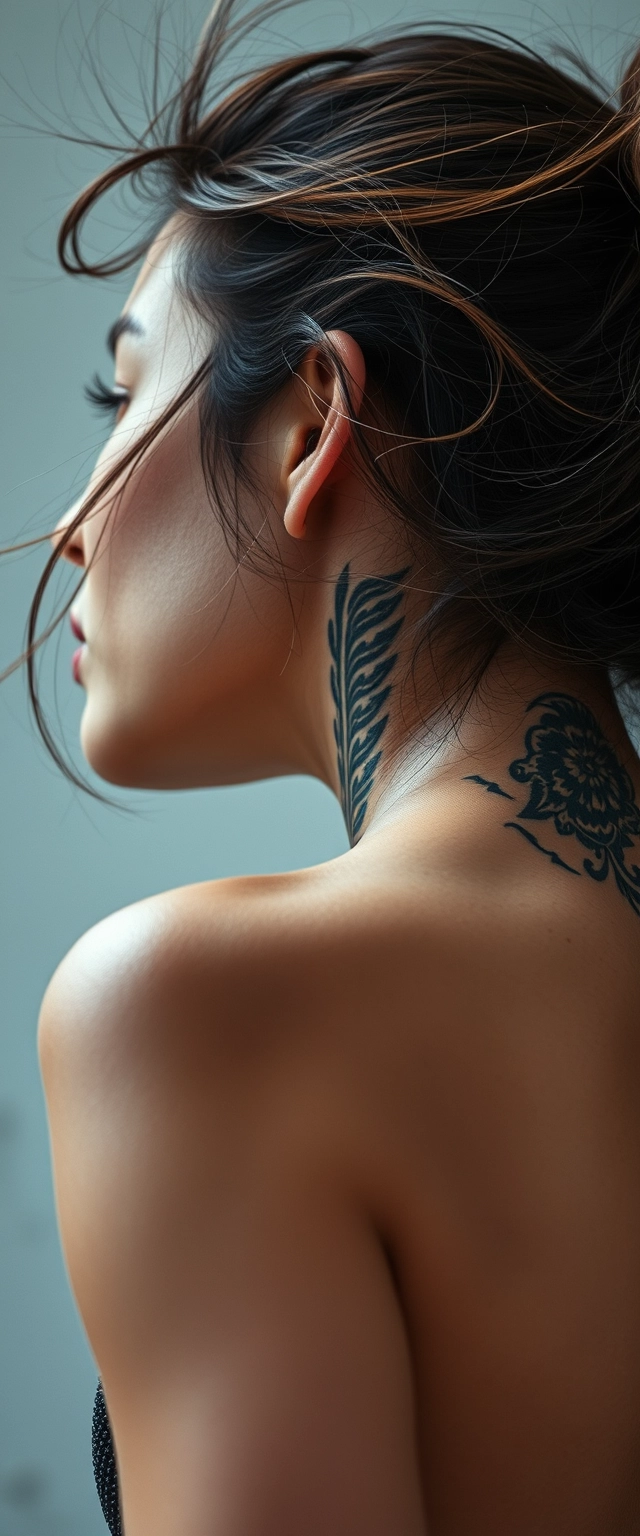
[30,2,640,1530]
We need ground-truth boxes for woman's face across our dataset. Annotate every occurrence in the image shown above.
[58,229,317,791]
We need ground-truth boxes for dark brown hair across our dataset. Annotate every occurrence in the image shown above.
[21,2,640,776]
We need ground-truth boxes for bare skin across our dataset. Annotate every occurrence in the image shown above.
[38,225,640,1534]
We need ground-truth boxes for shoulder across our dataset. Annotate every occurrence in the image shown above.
[37,834,623,1116]
[35,834,605,1029]
[38,868,324,1069]
[40,858,417,1104]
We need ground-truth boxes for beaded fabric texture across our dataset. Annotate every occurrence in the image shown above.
[92,1380,122,1536]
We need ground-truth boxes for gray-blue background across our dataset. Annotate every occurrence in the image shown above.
[1,1,637,1531]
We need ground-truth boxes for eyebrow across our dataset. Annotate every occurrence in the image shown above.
[107,315,144,358]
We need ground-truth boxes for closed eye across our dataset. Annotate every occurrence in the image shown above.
[84,373,130,422]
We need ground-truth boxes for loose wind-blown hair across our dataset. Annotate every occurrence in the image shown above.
[24,2,640,773]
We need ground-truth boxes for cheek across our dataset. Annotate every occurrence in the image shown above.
[78,420,288,783]
[93,413,233,635]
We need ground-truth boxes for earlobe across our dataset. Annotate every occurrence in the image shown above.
[283,330,366,542]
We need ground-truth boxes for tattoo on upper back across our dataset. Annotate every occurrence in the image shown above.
[502,821,581,875]
[464,774,515,800]
[329,562,408,844]
[464,691,640,917]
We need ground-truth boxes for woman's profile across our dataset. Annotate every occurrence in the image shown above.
[18,1,640,1529]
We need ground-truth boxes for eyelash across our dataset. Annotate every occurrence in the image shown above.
[84,373,130,419]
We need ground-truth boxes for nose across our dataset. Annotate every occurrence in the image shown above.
[51,501,86,568]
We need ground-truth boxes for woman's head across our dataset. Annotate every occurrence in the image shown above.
[35,2,640,791]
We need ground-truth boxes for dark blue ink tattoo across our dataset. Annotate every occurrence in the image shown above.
[462,691,640,916]
[463,774,515,800]
[503,822,580,874]
[329,563,407,844]
[509,691,640,917]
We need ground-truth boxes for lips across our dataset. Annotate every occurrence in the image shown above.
[70,612,87,685]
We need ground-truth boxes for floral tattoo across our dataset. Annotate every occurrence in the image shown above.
[464,692,640,917]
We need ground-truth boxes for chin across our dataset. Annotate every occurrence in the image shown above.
[79,703,238,791]
[80,705,174,790]
[79,685,298,792]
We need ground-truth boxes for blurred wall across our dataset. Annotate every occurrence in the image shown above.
[0,0,638,1531]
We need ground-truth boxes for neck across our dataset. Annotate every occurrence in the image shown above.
[306,556,629,847]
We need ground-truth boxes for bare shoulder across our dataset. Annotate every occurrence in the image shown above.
[38,818,639,1078]
[38,863,337,1067]
[38,814,640,1168]
[39,854,419,1103]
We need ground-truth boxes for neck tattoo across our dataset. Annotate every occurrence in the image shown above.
[329,562,408,845]
[464,691,640,918]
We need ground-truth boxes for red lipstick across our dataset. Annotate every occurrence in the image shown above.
[70,612,85,642]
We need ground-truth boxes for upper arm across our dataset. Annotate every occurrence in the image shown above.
[39,893,427,1536]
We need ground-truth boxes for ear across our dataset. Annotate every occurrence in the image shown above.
[282,330,366,541]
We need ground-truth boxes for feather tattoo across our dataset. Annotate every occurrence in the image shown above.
[329,563,408,843]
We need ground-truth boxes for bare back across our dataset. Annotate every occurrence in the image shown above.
[40,684,640,1535]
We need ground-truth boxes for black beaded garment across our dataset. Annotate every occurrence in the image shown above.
[92,1381,122,1536]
